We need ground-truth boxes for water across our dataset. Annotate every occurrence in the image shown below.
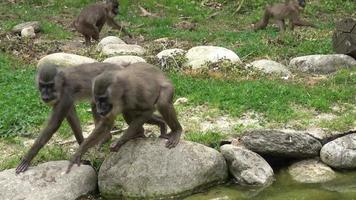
[185,169,356,200]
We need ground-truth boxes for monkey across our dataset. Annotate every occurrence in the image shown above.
[253,0,315,32]
[73,0,132,45]
[66,62,182,173]
[15,62,167,174]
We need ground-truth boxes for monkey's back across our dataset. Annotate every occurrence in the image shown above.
[75,3,107,31]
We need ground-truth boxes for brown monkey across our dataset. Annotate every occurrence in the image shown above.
[254,0,315,32]
[15,62,160,174]
[66,63,182,173]
[73,0,132,45]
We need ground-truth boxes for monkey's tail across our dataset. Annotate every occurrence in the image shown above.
[253,7,271,30]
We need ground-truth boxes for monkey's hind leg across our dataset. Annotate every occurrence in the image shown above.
[254,8,271,31]
[147,114,168,136]
[157,86,183,149]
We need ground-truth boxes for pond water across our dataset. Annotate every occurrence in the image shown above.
[185,169,356,200]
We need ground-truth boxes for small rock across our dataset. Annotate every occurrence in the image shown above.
[288,159,336,183]
[12,21,40,33]
[220,144,274,186]
[103,55,146,66]
[37,53,97,68]
[289,54,356,74]
[174,97,189,105]
[154,37,170,43]
[247,59,291,76]
[21,26,36,38]
[0,161,97,200]
[98,138,227,199]
[101,44,146,56]
[240,129,322,158]
[157,48,186,67]
[320,133,356,169]
[185,46,241,69]
[97,36,126,51]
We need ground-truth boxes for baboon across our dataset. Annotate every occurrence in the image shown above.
[66,63,182,173]
[254,0,315,32]
[16,62,166,174]
[73,0,132,45]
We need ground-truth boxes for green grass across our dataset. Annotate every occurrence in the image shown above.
[184,131,226,149]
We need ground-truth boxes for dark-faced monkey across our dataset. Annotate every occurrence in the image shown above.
[66,63,183,173]
[15,62,128,174]
[73,0,132,45]
[253,0,315,32]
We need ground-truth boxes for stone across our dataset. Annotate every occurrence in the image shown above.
[21,26,36,38]
[37,53,97,68]
[103,55,146,66]
[97,36,126,51]
[288,159,336,183]
[247,59,291,76]
[320,133,356,169]
[98,138,228,199]
[0,161,97,200]
[156,48,186,67]
[101,44,146,56]
[220,144,274,186]
[185,46,241,69]
[12,21,41,33]
[289,54,356,74]
[240,129,322,158]
[174,97,189,105]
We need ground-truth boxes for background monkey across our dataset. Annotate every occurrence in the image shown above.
[73,0,132,45]
[66,63,183,173]
[16,62,166,174]
[254,0,315,32]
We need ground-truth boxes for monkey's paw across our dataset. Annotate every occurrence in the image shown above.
[166,133,180,149]
[15,159,30,174]
[66,154,81,174]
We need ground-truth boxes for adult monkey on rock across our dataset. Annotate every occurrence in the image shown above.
[66,63,183,173]
[253,0,315,32]
[16,62,166,174]
[73,0,132,45]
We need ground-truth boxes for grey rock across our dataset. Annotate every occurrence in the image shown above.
[247,59,291,76]
[37,53,97,68]
[12,21,41,33]
[97,36,126,51]
[289,54,356,74]
[240,129,322,158]
[21,26,36,38]
[101,44,146,56]
[320,133,356,169]
[98,138,228,199]
[103,55,146,66]
[220,144,274,186]
[288,159,336,183]
[0,160,97,200]
[185,46,241,69]
[156,48,186,67]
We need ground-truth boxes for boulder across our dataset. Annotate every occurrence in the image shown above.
[21,26,36,38]
[289,54,356,74]
[103,55,146,66]
[156,48,186,67]
[240,129,322,158]
[12,21,41,33]
[98,138,228,199]
[37,53,97,68]
[288,159,336,183]
[247,59,291,76]
[101,44,146,56]
[320,133,356,169]
[185,46,241,69]
[97,36,126,51]
[220,144,274,186]
[0,161,97,200]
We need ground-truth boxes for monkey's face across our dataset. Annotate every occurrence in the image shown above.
[107,0,119,15]
[38,80,59,105]
[37,65,63,105]
[298,0,306,8]
[95,94,113,117]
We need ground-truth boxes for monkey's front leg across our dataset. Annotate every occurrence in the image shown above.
[16,97,73,174]
[106,18,133,38]
[110,111,153,152]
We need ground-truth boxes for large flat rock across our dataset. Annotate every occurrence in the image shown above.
[37,53,97,68]
[0,160,97,200]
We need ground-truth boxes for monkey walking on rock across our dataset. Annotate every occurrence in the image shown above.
[66,63,183,173]
[73,0,132,45]
[16,62,167,174]
[253,0,316,32]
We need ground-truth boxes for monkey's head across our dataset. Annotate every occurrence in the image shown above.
[37,64,65,105]
[93,71,116,117]
[297,0,306,8]
[106,0,119,16]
